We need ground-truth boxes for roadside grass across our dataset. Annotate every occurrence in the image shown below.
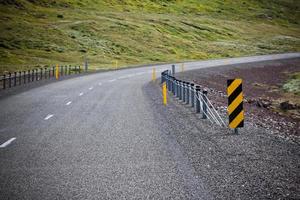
[283,72,300,96]
[0,0,299,73]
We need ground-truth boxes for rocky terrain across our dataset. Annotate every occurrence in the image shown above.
[176,58,300,143]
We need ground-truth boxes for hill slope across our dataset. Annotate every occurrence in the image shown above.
[0,0,299,72]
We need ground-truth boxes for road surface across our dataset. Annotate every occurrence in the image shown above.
[0,53,299,199]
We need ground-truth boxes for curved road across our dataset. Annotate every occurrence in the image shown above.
[0,53,299,199]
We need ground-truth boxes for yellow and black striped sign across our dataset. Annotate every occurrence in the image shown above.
[227,79,244,128]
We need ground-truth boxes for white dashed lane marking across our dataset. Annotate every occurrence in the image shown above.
[79,92,84,96]
[44,114,54,120]
[89,87,93,90]
[117,76,126,79]
[108,79,116,82]
[0,137,16,148]
[66,101,72,106]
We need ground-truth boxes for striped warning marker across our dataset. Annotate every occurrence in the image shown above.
[227,79,244,128]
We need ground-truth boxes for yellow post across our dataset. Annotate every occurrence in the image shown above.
[115,60,118,70]
[152,68,156,82]
[55,64,59,80]
[181,63,184,72]
[162,82,167,106]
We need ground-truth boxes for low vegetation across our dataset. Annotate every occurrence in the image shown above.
[283,72,300,95]
[0,0,299,73]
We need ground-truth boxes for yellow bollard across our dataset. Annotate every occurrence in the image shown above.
[115,60,118,70]
[162,82,167,106]
[55,64,59,80]
[181,63,184,72]
[152,68,156,82]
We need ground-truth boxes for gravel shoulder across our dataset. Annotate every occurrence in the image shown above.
[144,79,300,200]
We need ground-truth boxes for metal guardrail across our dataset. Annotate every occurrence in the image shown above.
[161,70,226,127]
[0,65,81,90]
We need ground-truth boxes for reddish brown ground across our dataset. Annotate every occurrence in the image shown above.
[177,58,300,140]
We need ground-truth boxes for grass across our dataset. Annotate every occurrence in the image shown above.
[0,0,299,73]
[283,72,300,95]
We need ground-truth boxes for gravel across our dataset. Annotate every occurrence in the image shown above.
[145,81,300,200]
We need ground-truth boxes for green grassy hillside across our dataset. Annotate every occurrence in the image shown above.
[0,0,299,73]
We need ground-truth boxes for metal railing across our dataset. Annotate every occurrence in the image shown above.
[0,65,81,90]
[161,70,226,127]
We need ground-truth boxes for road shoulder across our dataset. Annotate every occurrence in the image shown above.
[144,81,300,200]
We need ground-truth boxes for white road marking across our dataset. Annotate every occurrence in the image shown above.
[108,79,116,82]
[79,92,84,96]
[118,76,126,79]
[89,87,93,90]
[0,138,16,148]
[66,101,72,105]
[44,114,54,120]
[98,82,102,86]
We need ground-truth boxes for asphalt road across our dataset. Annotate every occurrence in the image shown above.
[0,53,299,199]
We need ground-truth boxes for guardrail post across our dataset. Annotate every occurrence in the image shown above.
[186,82,190,104]
[191,83,195,107]
[178,81,181,98]
[14,72,17,86]
[179,81,182,100]
[167,74,170,90]
[40,68,42,80]
[60,66,63,76]
[170,76,173,92]
[35,69,38,81]
[172,77,176,96]
[181,81,184,100]
[48,68,50,78]
[169,76,171,90]
[168,76,172,92]
[173,77,175,94]
[65,66,67,75]
[183,82,186,103]
[196,85,201,113]
[45,68,47,79]
[175,79,178,97]
[3,74,6,89]
[202,90,208,119]
[172,64,175,75]
[52,66,55,78]
[23,71,26,84]
[32,70,34,82]
[19,71,21,85]
[8,72,11,88]
[166,75,169,89]
[176,80,179,98]
[27,70,30,82]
